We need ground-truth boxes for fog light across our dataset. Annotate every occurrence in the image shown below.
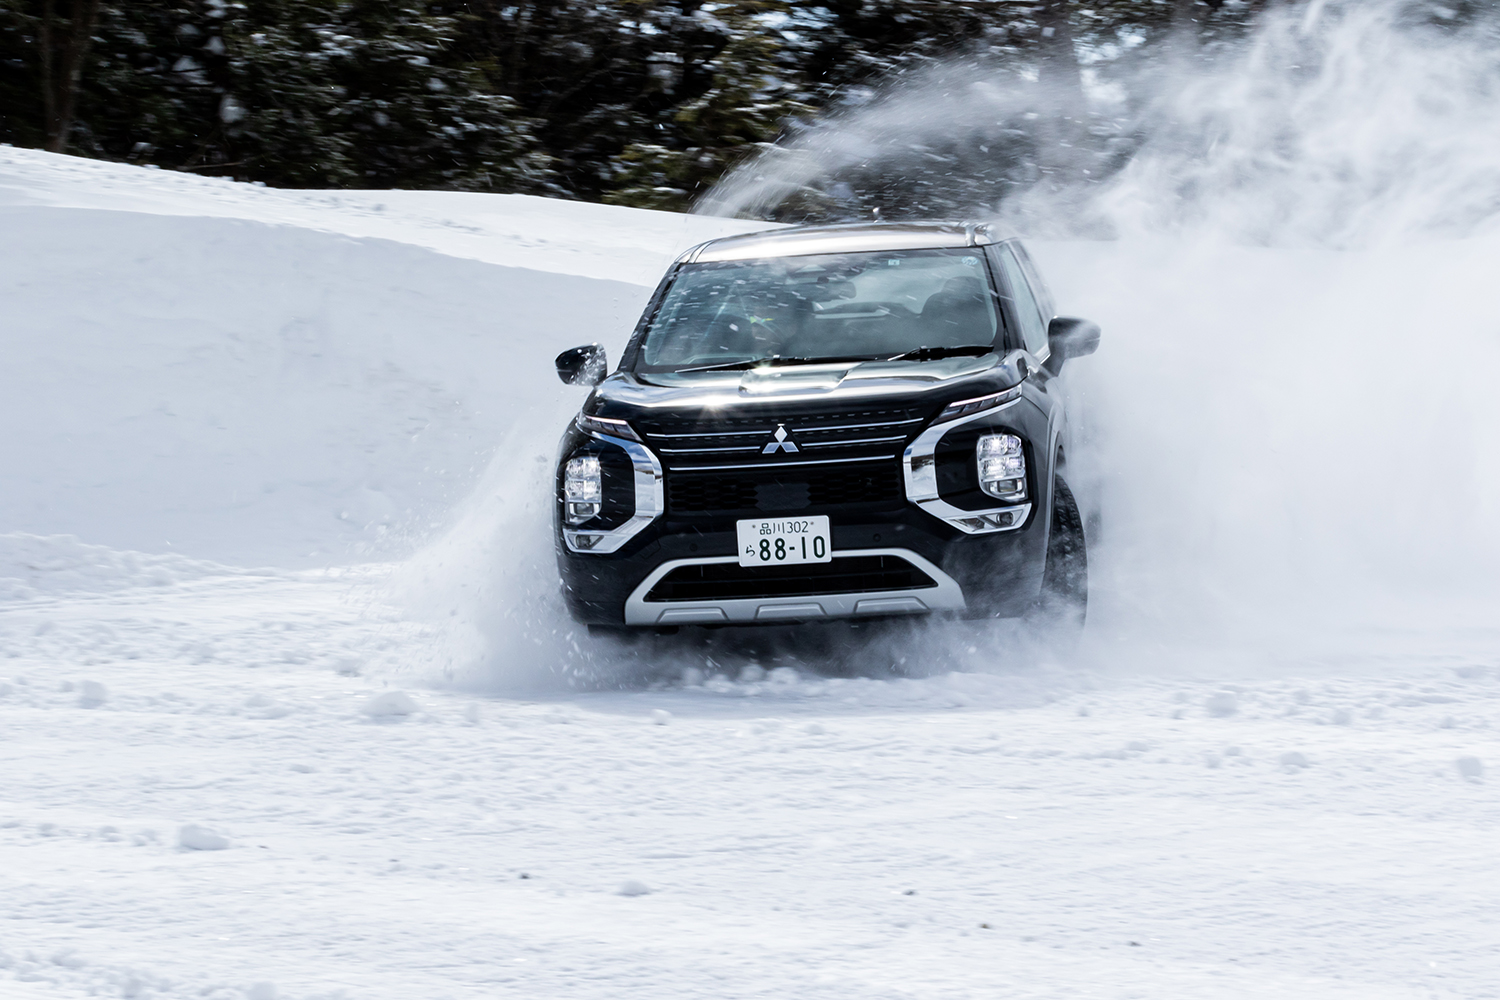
[977,434,1026,500]
[564,456,602,524]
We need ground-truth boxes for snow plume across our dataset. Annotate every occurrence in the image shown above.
[695,0,1500,663]
[392,421,1085,693]
[381,404,586,694]
[702,1,1500,249]
[353,3,1500,686]
[1093,0,1500,247]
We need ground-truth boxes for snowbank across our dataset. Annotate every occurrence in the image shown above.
[0,533,274,600]
[0,202,647,567]
[0,146,769,285]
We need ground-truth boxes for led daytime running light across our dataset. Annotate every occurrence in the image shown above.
[932,386,1021,425]
[577,413,641,442]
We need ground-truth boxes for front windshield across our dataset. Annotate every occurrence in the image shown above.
[634,248,1002,373]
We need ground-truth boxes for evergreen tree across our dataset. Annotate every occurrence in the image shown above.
[9,0,1427,213]
[604,2,810,211]
[3,0,551,190]
[446,0,776,201]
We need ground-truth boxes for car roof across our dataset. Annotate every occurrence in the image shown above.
[679,220,1017,264]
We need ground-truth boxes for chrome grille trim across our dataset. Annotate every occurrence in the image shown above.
[902,391,1030,535]
[798,435,908,448]
[658,445,763,454]
[671,454,896,473]
[649,429,778,440]
[562,433,664,555]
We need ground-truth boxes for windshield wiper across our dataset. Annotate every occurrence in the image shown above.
[673,355,855,374]
[671,358,766,374]
[883,345,996,363]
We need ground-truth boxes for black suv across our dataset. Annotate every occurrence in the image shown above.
[551,222,1099,632]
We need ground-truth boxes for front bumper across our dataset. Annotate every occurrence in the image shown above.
[556,505,1049,626]
[554,386,1052,627]
[623,547,966,625]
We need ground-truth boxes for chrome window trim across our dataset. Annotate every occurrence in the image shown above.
[995,242,1052,364]
[623,547,967,625]
[681,221,1011,264]
[562,433,664,555]
[903,387,1032,535]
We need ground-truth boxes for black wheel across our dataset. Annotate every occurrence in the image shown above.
[1029,473,1088,637]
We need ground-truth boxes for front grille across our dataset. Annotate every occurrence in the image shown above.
[644,555,936,602]
[639,407,925,466]
[667,463,903,513]
[638,406,926,515]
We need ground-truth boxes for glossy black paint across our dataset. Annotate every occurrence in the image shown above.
[555,343,607,386]
[550,235,1097,627]
[1044,317,1101,375]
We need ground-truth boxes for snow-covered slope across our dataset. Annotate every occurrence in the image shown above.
[0,147,769,566]
[0,146,764,285]
[2,148,1498,1000]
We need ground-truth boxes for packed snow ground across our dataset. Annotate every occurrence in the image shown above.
[3,146,1499,999]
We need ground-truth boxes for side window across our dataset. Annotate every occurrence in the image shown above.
[997,245,1049,356]
[1009,241,1055,320]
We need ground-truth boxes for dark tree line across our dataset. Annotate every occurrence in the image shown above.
[0,1,1488,215]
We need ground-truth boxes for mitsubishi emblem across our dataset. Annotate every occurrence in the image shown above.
[763,424,800,455]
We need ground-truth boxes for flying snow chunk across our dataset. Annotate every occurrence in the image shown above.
[361,691,420,718]
[77,680,107,707]
[617,879,653,897]
[179,824,230,850]
[651,709,672,726]
[1455,756,1484,782]
[1205,692,1238,717]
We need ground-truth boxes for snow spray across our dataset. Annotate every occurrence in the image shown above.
[697,1,1500,669]
[405,1,1500,689]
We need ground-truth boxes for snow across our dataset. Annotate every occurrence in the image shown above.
[177,824,231,851]
[3,145,1500,998]
[0,146,766,285]
[360,690,422,718]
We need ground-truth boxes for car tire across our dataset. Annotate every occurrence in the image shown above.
[1027,472,1088,638]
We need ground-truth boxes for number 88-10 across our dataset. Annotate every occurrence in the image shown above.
[756,536,826,561]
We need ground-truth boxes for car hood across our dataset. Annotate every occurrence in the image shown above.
[592,354,1019,413]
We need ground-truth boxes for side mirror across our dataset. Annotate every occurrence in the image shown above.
[1044,317,1100,374]
[556,344,607,386]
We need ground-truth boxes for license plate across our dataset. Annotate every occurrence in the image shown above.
[736,516,833,567]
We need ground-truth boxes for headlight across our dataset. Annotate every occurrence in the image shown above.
[564,456,602,524]
[976,433,1026,501]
